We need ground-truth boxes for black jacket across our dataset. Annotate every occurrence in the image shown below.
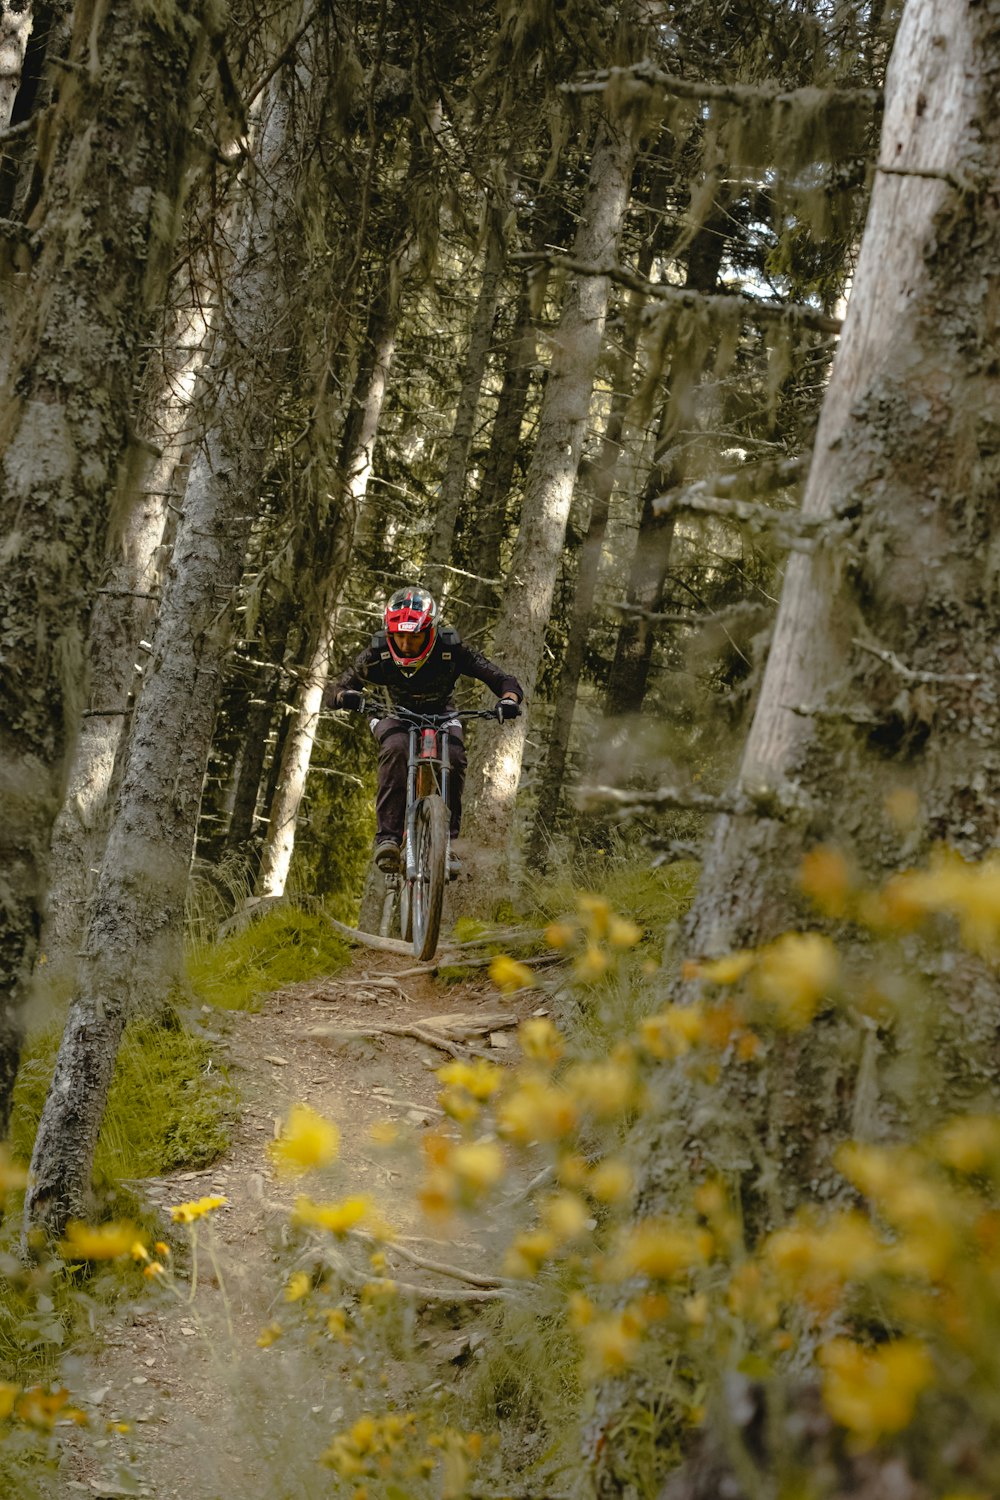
[326,628,523,715]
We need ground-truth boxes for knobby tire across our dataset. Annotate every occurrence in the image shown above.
[411,794,447,961]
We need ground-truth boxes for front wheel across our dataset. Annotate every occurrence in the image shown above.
[411,794,448,961]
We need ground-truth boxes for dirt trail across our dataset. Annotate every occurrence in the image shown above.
[58,947,538,1500]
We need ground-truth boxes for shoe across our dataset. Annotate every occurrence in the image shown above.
[374,840,401,873]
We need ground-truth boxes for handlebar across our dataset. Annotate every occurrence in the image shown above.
[339,697,516,725]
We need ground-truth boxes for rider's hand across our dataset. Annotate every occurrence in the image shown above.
[337,689,365,711]
[496,696,521,721]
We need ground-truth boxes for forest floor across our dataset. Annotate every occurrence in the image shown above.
[54,942,541,1500]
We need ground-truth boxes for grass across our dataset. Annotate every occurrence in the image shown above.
[10,1017,236,1183]
[186,904,351,1010]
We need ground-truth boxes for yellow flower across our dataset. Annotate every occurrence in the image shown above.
[639,1004,706,1059]
[451,1140,506,1193]
[564,1057,640,1118]
[753,932,839,1028]
[257,1322,283,1348]
[588,1158,634,1204]
[503,1230,557,1278]
[577,893,611,939]
[269,1103,340,1176]
[608,915,643,948]
[544,921,576,948]
[169,1194,227,1224]
[697,951,755,985]
[799,846,852,918]
[0,1381,20,1421]
[765,1212,883,1284]
[616,1219,713,1281]
[573,944,609,982]
[369,1119,400,1147]
[284,1270,311,1302]
[580,1309,643,1375]
[489,953,537,992]
[437,1058,504,1101]
[819,1338,934,1446]
[293,1194,373,1235]
[130,1240,150,1262]
[497,1077,578,1144]
[932,1114,1000,1174]
[143,1262,165,1279]
[326,1307,351,1341]
[59,1220,141,1260]
[541,1192,590,1244]
[154,1241,170,1257]
[518,1016,564,1065]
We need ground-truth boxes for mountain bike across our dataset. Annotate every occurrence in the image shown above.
[348,701,511,961]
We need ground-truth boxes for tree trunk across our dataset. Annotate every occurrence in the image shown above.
[23,72,299,1236]
[0,0,213,1136]
[42,296,212,971]
[603,215,728,718]
[528,245,655,861]
[0,0,32,130]
[679,0,1000,964]
[462,115,637,882]
[424,195,508,601]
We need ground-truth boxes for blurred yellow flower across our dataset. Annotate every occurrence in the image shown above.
[437,1058,504,1100]
[640,1004,706,1059]
[932,1114,1000,1174]
[820,1338,933,1446]
[608,915,643,947]
[269,1103,340,1176]
[59,1220,141,1260]
[580,1308,643,1375]
[503,1230,557,1278]
[577,893,611,939]
[170,1194,227,1224]
[326,1307,351,1340]
[753,932,838,1028]
[564,1057,640,1118]
[452,1140,506,1193]
[616,1219,713,1281]
[369,1119,399,1147]
[497,1077,579,1144]
[589,1158,634,1204]
[293,1194,373,1236]
[799,846,852,918]
[0,1381,20,1420]
[143,1261,165,1279]
[544,921,576,949]
[765,1212,883,1285]
[518,1016,564,1065]
[284,1270,311,1302]
[541,1192,589,1243]
[574,944,610,982]
[489,954,536,993]
[697,951,755,985]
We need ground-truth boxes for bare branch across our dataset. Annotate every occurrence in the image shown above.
[852,638,982,686]
[577,782,798,821]
[510,251,843,335]
[563,61,882,112]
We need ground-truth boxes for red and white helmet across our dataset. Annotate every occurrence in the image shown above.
[384,585,439,671]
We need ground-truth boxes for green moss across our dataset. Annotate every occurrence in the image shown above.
[9,1018,235,1182]
[186,905,351,1011]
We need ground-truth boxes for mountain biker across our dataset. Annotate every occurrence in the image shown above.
[325,585,523,873]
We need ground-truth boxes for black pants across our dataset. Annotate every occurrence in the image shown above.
[373,718,467,843]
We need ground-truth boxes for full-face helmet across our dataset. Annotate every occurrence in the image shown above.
[384,585,439,672]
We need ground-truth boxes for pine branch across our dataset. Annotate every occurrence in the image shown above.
[510,251,843,335]
[852,638,982,686]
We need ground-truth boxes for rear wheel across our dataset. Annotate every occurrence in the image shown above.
[411,794,447,961]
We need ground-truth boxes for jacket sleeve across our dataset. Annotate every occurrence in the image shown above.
[455,642,523,700]
[322,644,382,710]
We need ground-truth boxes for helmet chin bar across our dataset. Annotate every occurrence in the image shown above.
[385,584,438,671]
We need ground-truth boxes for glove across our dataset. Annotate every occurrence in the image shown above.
[337,689,365,711]
[497,697,521,721]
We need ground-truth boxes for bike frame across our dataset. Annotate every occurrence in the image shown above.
[403,716,458,878]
